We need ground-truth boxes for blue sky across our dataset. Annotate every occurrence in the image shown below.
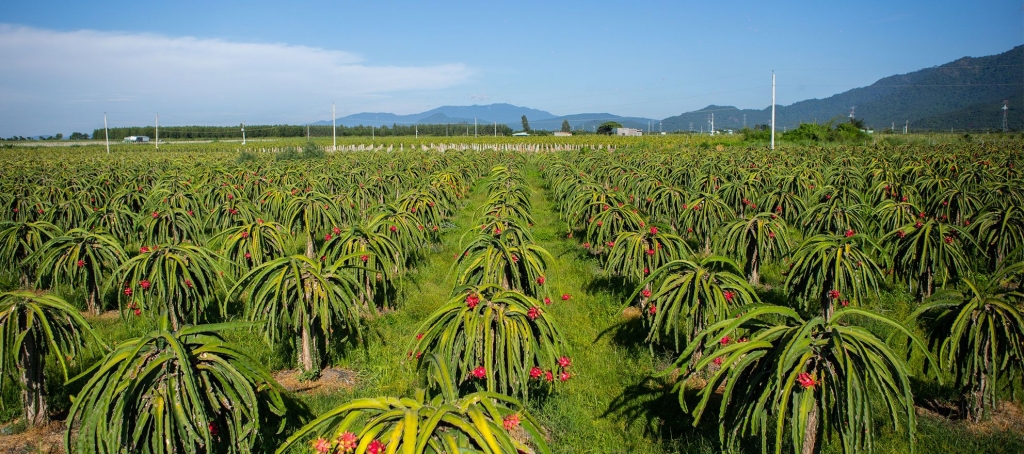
[1,0,1021,136]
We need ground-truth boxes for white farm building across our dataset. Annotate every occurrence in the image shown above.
[614,128,642,137]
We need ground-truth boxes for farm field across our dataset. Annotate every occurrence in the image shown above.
[0,135,1022,453]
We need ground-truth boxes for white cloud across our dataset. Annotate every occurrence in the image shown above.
[0,24,473,135]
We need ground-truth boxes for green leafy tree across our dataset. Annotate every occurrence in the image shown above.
[0,291,97,427]
[66,319,286,454]
[277,354,550,454]
[521,115,531,133]
[230,254,362,377]
[561,119,571,133]
[597,121,622,135]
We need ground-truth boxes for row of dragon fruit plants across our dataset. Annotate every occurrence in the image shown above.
[539,143,1024,454]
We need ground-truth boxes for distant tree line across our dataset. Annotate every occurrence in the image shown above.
[2,132,90,141]
[93,123,516,140]
[742,119,869,143]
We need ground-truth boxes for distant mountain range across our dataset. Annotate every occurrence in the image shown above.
[316,45,1023,132]
[662,45,1024,132]
[315,103,657,132]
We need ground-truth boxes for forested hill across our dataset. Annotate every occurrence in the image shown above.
[661,45,1024,132]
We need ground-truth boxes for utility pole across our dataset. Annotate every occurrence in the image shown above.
[155,113,159,150]
[474,118,477,137]
[307,124,310,140]
[710,113,715,136]
[241,122,246,145]
[743,114,746,129]
[659,121,662,133]
[332,102,336,150]
[494,122,497,137]
[1003,100,1009,132]
[415,124,418,138]
[770,71,776,150]
[104,112,109,154]
[904,120,908,134]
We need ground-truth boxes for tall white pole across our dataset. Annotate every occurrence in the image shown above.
[104,112,110,154]
[494,122,497,137]
[332,102,336,150]
[474,118,477,137]
[155,113,159,150]
[710,113,714,136]
[770,72,776,150]
[241,122,246,145]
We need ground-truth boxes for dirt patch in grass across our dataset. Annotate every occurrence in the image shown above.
[917,401,1024,434]
[0,420,66,453]
[274,367,359,394]
[968,402,1024,435]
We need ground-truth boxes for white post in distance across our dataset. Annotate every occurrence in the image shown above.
[104,112,110,154]
[332,102,336,150]
[770,71,776,150]
[155,113,159,150]
[241,122,246,145]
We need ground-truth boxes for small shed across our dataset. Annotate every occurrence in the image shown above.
[123,136,151,143]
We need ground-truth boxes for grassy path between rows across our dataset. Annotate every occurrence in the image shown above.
[296,180,494,414]
[519,165,715,454]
